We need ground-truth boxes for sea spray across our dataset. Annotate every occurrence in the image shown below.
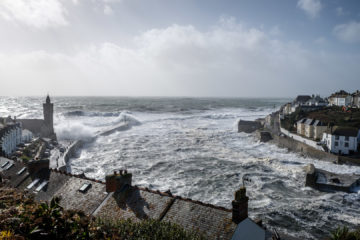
[55,121,96,141]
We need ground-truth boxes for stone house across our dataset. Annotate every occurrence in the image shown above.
[296,118,306,136]
[304,119,315,138]
[0,158,273,240]
[312,120,328,140]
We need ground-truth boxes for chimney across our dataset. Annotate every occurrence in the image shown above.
[105,169,132,192]
[27,159,50,176]
[232,187,249,224]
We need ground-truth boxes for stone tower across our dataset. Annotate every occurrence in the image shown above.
[43,95,54,136]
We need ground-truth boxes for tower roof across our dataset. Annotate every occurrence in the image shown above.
[46,95,51,104]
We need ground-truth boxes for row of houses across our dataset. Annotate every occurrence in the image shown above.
[0,116,34,157]
[296,118,360,155]
[0,156,274,240]
[282,90,360,116]
[328,90,360,107]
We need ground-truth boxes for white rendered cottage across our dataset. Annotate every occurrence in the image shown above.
[328,90,352,106]
[322,127,360,155]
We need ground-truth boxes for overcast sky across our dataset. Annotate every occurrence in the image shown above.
[0,0,359,97]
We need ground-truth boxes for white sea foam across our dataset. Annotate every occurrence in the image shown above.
[3,96,360,239]
[55,121,96,141]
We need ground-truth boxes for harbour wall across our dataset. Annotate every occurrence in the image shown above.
[58,123,131,171]
[270,132,337,162]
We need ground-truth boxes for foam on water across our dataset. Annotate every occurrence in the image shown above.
[2,96,360,239]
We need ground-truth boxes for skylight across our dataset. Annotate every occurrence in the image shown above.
[79,183,91,193]
[35,181,48,192]
[27,178,40,189]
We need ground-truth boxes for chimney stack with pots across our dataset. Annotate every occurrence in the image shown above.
[232,187,249,224]
[105,169,132,192]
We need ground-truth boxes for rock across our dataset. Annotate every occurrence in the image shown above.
[305,164,316,188]
[257,131,273,142]
[238,120,263,133]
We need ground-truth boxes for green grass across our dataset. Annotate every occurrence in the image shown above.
[282,106,360,131]
[330,227,360,240]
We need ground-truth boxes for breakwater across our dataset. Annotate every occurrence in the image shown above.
[262,112,360,165]
[57,123,130,171]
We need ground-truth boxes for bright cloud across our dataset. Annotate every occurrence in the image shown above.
[0,0,68,29]
[297,0,322,19]
[1,18,358,97]
[333,21,360,43]
[104,5,113,15]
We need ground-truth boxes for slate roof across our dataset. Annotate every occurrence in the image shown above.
[34,171,71,202]
[95,186,173,222]
[313,120,327,127]
[294,95,311,103]
[53,174,108,215]
[0,160,30,188]
[297,118,306,124]
[304,119,315,126]
[164,198,237,240]
[0,158,271,239]
[352,90,360,97]
[329,90,350,98]
[331,127,359,137]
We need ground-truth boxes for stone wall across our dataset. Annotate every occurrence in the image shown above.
[18,119,55,139]
[17,119,44,136]
[270,133,338,162]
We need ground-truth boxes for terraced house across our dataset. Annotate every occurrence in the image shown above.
[0,157,274,240]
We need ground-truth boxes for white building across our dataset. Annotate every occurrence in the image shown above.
[22,129,33,143]
[0,120,22,156]
[328,90,352,106]
[322,127,360,155]
[352,90,360,108]
[305,95,327,106]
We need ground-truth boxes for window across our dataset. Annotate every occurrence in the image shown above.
[27,178,40,190]
[17,167,26,175]
[79,183,92,193]
[345,136,349,141]
[5,163,13,170]
[1,161,9,168]
[345,142,349,148]
[35,181,48,192]
[335,142,339,147]
[335,135,339,140]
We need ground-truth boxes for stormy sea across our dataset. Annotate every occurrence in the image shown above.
[1,96,360,239]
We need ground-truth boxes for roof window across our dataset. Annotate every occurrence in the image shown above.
[4,163,13,170]
[1,161,9,168]
[79,183,92,193]
[27,178,40,190]
[35,181,48,192]
[17,167,26,175]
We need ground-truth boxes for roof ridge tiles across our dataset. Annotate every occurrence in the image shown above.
[49,170,231,212]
